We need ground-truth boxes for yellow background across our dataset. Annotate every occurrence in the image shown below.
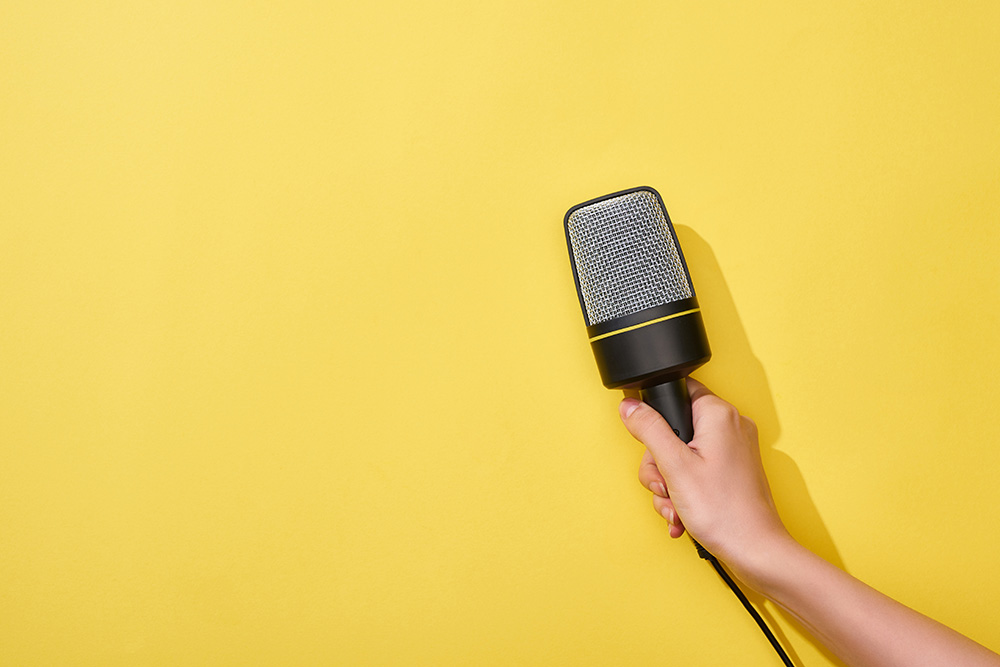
[2,1,999,665]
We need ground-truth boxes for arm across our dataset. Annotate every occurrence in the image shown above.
[620,379,1000,667]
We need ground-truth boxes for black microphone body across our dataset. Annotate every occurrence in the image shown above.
[564,186,711,442]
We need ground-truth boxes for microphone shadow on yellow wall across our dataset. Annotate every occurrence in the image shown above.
[676,226,847,666]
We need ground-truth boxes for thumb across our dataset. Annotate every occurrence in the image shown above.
[619,398,693,472]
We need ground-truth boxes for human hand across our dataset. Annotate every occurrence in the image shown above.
[623,380,1000,667]
[619,378,791,578]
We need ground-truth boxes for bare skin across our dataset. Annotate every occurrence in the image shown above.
[620,378,1000,667]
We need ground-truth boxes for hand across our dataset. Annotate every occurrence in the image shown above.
[621,379,1000,666]
[619,378,791,579]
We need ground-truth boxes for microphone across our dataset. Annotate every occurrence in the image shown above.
[563,186,711,442]
[563,189,796,666]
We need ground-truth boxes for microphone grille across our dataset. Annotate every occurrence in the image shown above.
[566,188,693,326]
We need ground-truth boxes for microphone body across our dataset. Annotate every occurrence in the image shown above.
[564,186,710,441]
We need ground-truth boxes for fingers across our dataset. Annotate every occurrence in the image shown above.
[686,376,715,404]
[639,449,683,536]
[682,377,732,435]
[638,449,668,496]
[623,388,694,540]
[687,377,747,436]
[652,495,686,538]
[619,398,692,472]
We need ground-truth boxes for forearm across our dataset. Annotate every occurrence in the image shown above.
[734,536,1000,667]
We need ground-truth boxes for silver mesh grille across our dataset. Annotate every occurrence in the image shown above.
[567,189,692,325]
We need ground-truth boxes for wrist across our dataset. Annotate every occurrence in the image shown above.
[722,528,807,596]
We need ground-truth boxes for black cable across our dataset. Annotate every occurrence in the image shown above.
[692,539,795,667]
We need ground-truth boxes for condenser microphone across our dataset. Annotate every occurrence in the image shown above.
[564,186,711,442]
[563,189,796,666]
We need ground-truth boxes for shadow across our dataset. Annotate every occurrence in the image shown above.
[673,226,848,666]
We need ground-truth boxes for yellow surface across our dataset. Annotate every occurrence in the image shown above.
[2,2,999,665]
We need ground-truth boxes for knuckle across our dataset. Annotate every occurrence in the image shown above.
[703,396,736,420]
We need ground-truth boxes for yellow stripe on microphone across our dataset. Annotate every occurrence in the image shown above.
[588,308,701,343]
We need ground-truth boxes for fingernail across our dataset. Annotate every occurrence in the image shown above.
[652,482,667,497]
[660,506,675,525]
[620,399,641,419]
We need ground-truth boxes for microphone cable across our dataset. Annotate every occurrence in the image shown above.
[692,539,795,667]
